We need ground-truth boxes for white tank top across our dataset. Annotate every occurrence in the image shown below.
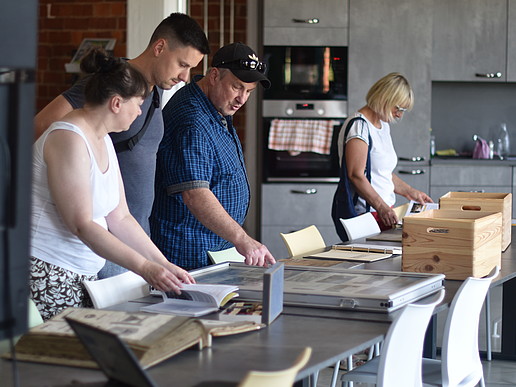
[31,122,120,275]
[339,113,398,213]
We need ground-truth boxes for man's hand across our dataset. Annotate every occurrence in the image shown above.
[235,236,276,267]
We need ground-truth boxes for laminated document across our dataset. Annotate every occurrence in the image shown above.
[189,263,444,313]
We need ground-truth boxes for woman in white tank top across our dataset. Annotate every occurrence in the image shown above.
[30,49,194,320]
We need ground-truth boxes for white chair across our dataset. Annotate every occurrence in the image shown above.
[238,347,311,387]
[280,225,326,258]
[339,212,381,241]
[337,212,382,385]
[422,267,500,387]
[341,289,445,387]
[207,246,246,264]
[0,299,43,353]
[83,270,150,309]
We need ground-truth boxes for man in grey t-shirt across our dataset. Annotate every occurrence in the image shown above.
[34,13,209,278]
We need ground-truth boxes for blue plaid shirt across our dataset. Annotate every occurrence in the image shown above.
[150,77,250,270]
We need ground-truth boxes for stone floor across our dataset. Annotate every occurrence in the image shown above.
[316,358,516,386]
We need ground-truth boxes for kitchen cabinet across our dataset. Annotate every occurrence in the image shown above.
[513,167,516,217]
[261,183,340,258]
[432,0,512,82]
[395,161,430,205]
[349,0,433,187]
[508,0,516,82]
[430,165,513,216]
[262,0,349,46]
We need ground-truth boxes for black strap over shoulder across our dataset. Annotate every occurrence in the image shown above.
[113,86,160,153]
[331,117,373,241]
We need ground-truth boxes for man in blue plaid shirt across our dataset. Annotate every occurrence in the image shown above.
[151,43,276,270]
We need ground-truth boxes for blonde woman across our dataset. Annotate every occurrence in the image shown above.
[332,72,432,241]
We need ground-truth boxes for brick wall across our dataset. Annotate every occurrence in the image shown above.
[37,0,127,111]
[189,0,249,145]
[36,0,250,144]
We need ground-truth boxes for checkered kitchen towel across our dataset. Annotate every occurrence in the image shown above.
[268,119,338,155]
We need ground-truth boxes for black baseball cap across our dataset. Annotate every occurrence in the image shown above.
[212,42,271,89]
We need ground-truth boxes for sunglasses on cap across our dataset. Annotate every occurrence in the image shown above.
[216,58,267,74]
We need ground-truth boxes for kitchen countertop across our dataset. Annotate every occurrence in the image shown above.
[430,156,516,166]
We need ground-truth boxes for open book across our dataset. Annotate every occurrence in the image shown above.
[305,249,393,262]
[141,283,239,317]
[10,307,262,369]
[332,243,402,255]
[397,200,439,224]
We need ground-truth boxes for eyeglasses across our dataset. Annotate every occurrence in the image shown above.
[395,105,408,113]
[217,59,267,74]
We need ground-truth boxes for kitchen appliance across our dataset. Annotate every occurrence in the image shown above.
[262,45,348,117]
[262,117,344,182]
[261,45,348,182]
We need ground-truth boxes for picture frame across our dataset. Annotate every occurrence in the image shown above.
[65,38,116,73]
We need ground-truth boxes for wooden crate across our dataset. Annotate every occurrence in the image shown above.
[439,192,512,251]
[402,209,502,280]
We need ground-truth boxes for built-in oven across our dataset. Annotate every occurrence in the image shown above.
[262,114,345,182]
[261,45,348,182]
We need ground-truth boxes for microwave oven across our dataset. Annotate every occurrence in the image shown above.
[263,45,348,101]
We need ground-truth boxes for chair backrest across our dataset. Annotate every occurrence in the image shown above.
[207,247,246,264]
[279,225,326,257]
[339,212,381,241]
[28,299,43,327]
[377,289,445,387]
[441,266,500,386]
[238,347,311,387]
[0,299,44,353]
[83,271,150,309]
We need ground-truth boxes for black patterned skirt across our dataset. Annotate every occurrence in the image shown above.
[29,257,97,321]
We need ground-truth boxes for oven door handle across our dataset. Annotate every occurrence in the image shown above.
[292,18,320,24]
[290,188,318,195]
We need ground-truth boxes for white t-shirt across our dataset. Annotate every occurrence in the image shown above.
[31,122,120,275]
[337,113,398,214]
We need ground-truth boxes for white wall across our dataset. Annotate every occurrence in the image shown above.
[127,0,187,106]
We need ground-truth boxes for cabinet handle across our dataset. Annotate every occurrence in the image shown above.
[398,169,425,175]
[398,156,425,162]
[290,188,318,195]
[292,18,320,24]
[475,72,502,78]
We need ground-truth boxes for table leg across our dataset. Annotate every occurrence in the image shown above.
[423,315,437,359]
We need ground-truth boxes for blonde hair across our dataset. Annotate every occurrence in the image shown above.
[366,72,414,122]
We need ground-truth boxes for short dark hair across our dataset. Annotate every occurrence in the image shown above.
[80,48,150,106]
[149,13,210,55]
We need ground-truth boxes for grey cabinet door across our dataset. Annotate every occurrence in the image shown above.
[260,183,340,258]
[430,165,512,187]
[263,0,349,45]
[394,162,430,204]
[430,164,514,216]
[348,0,432,161]
[432,0,507,82]
[508,0,516,82]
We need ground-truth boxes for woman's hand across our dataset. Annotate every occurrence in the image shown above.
[377,204,399,228]
[405,187,433,204]
[139,261,195,294]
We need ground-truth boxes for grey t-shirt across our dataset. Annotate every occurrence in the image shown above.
[62,77,164,234]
